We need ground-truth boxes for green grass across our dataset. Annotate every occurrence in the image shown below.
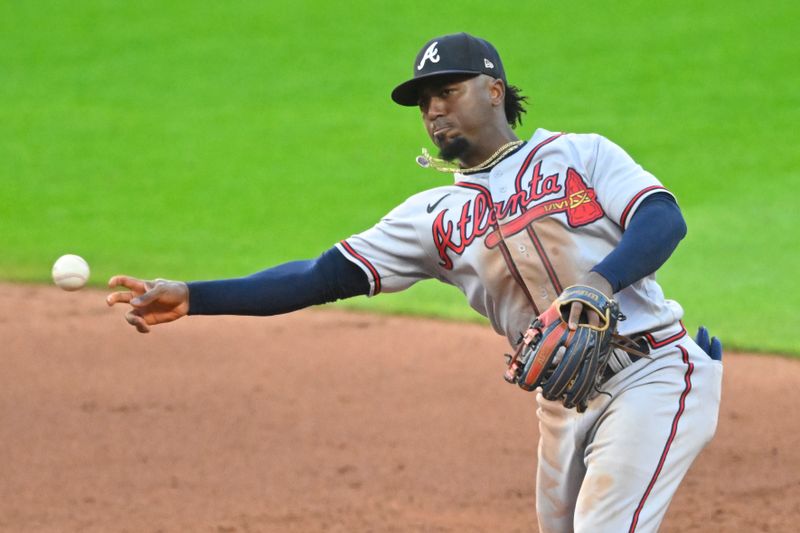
[1,0,797,354]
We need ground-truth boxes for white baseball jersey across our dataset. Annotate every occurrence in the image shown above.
[337,127,722,531]
[337,128,684,347]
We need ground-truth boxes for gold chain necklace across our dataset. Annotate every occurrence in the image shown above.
[415,140,525,174]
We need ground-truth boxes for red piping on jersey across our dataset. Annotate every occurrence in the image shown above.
[525,226,563,295]
[339,240,382,295]
[455,181,492,198]
[459,135,570,303]
[620,185,667,229]
[514,133,564,194]
[455,181,539,313]
[644,322,687,349]
[511,135,565,297]
[628,345,693,532]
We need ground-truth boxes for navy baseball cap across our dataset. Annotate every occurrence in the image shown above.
[391,32,507,106]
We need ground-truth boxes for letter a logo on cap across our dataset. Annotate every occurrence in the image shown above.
[417,41,440,70]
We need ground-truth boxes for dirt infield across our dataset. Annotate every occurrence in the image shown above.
[1,282,798,532]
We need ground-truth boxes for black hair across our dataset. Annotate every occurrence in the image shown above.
[504,84,528,128]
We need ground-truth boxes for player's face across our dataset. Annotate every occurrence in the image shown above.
[418,75,499,163]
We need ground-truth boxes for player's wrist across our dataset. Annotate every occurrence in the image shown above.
[581,270,614,297]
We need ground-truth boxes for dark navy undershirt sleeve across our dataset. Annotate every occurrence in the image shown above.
[187,246,370,316]
[591,192,687,293]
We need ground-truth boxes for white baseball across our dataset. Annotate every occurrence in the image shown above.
[52,254,91,291]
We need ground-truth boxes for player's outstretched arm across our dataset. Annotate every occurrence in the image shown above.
[106,276,190,333]
[106,247,369,334]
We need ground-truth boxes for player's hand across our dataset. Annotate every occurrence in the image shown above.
[695,326,723,361]
[566,272,613,330]
[106,275,190,333]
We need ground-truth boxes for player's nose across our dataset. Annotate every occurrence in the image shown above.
[422,95,447,121]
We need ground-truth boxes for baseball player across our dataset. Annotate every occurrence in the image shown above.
[108,33,723,532]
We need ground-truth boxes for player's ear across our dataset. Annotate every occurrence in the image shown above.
[489,77,506,107]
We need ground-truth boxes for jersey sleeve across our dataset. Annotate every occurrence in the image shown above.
[336,196,436,296]
[584,134,676,230]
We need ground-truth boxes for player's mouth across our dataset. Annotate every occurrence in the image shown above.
[430,118,456,139]
[433,127,457,146]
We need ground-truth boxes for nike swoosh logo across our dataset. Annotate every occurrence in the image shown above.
[426,193,450,213]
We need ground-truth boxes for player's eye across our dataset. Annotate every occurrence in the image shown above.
[418,98,430,113]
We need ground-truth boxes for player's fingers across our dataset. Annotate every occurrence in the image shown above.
[130,285,163,307]
[553,345,566,364]
[108,275,148,293]
[568,302,582,330]
[106,291,136,306]
[588,310,600,328]
[125,310,151,333]
[695,326,710,354]
[711,336,723,361]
